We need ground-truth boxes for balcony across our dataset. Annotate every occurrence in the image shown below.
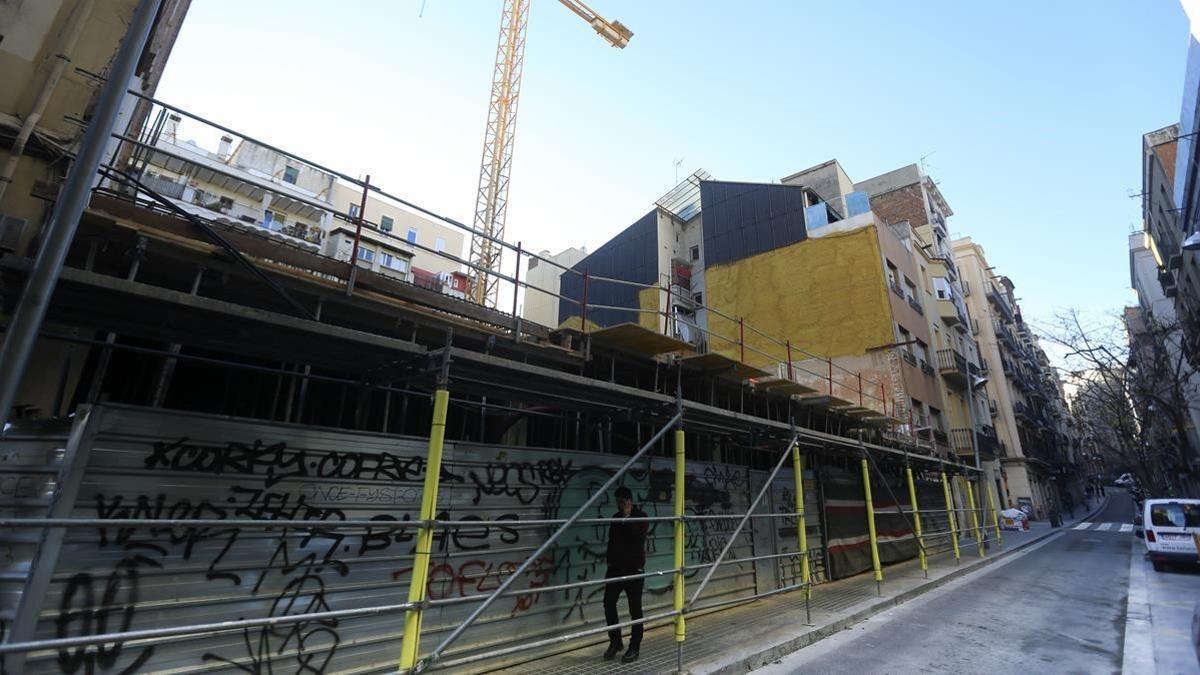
[936,348,968,387]
[908,295,925,315]
[1013,401,1031,420]
[989,399,999,417]
[938,297,967,329]
[890,280,904,298]
[951,428,973,456]
[901,350,917,367]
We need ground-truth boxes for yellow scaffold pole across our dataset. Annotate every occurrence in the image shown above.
[965,477,984,558]
[398,387,450,670]
[987,482,1004,547]
[792,443,810,598]
[905,465,927,577]
[673,424,686,651]
[941,472,960,563]
[861,456,883,594]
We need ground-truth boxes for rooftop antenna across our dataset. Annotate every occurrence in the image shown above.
[674,157,684,184]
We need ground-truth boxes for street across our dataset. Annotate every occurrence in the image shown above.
[756,493,1200,674]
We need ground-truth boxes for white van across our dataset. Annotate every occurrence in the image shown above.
[1136,498,1200,572]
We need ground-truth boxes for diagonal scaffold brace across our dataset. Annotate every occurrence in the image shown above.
[687,432,802,610]
[410,408,684,672]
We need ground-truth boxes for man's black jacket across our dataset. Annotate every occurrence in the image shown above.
[606,507,648,572]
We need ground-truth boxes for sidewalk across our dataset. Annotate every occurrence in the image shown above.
[493,499,1106,675]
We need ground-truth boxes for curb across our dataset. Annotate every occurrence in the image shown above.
[702,496,1111,675]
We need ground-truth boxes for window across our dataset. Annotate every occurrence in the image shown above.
[283,165,300,184]
[380,252,409,274]
[435,237,446,253]
[218,196,234,211]
[349,203,360,219]
[358,247,375,263]
[690,245,700,261]
[380,215,394,232]
[915,339,929,361]
[1149,502,1200,527]
[693,292,703,305]
[406,228,418,244]
[930,407,944,431]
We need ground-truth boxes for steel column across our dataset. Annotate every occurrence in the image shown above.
[965,478,984,558]
[397,388,450,670]
[673,424,686,668]
[905,466,927,576]
[941,472,960,563]
[987,482,1004,547]
[791,444,810,596]
[861,457,883,591]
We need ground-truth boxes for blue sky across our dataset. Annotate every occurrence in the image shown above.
[157,1,1190,325]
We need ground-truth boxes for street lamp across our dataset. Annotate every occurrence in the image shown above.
[967,374,989,471]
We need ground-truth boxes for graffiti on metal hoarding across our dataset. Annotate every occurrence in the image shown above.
[0,408,761,674]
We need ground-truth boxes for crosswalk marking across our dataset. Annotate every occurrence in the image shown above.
[1072,522,1134,533]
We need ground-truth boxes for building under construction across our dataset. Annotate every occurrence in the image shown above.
[0,2,1004,673]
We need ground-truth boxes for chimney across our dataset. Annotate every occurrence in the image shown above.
[217,135,233,160]
[164,114,181,141]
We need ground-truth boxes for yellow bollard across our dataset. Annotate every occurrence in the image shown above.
[673,427,686,643]
[905,466,926,574]
[987,483,1004,547]
[941,472,960,562]
[398,389,450,671]
[965,478,984,558]
[861,458,883,584]
[792,444,810,597]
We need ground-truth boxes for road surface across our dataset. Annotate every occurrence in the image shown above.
[758,494,1145,674]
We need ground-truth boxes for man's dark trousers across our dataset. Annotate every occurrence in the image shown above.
[603,568,643,648]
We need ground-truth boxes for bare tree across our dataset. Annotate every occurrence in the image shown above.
[1038,308,1200,497]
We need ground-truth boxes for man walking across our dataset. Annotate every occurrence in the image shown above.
[603,485,648,663]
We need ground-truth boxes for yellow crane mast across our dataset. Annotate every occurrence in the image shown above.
[469,0,632,306]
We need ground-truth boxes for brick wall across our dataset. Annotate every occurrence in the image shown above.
[868,185,929,228]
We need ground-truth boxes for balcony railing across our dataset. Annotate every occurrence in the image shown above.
[907,295,924,314]
[890,280,903,297]
[901,350,917,367]
[936,348,968,386]
[951,428,973,454]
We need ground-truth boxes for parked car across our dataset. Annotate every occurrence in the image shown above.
[1115,473,1136,487]
[1134,498,1200,572]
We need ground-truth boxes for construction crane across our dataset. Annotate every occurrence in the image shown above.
[469,0,632,306]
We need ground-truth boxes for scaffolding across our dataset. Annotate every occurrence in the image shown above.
[0,93,997,672]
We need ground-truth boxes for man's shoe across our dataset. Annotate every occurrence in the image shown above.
[603,642,623,660]
[621,647,640,663]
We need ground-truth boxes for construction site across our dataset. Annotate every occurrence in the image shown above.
[0,1,1040,673]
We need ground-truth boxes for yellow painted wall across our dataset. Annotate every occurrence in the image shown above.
[705,226,894,369]
[637,287,660,331]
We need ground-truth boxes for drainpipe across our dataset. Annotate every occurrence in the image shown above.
[0,0,97,204]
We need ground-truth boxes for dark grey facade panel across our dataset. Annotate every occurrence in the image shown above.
[700,181,809,267]
[559,210,659,327]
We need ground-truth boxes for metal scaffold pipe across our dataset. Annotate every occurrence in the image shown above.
[0,0,162,435]
[416,411,682,671]
[941,472,961,563]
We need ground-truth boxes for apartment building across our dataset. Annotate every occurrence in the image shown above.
[521,246,587,328]
[1165,42,1200,363]
[853,164,996,467]
[137,115,468,297]
[953,239,1077,515]
[1128,231,1200,493]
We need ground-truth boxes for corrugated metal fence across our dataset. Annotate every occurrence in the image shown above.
[1,404,826,673]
